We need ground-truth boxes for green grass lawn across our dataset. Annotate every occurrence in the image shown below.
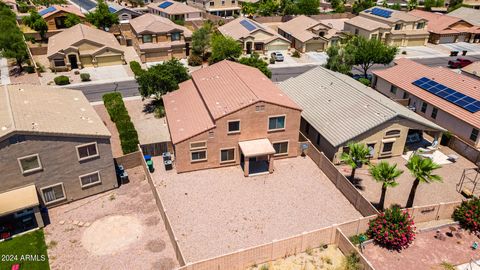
[0,229,50,270]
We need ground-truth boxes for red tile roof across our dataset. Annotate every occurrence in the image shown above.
[164,60,301,144]
[373,58,480,129]
[408,9,479,34]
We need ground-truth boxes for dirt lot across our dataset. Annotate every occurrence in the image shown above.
[44,167,179,270]
[152,156,362,262]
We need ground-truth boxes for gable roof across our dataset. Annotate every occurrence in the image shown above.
[47,24,123,58]
[0,85,110,141]
[218,17,289,43]
[163,60,301,144]
[279,66,445,147]
[360,7,424,23]
[345,15,391,31]
[373,58,480,129]
[462,61,480,78]
[409,9,478,34]
[278,15,339,42]
[129,13,192,36]
[148,1,201,14]
[448,7,480,26]
[38,4,85,19]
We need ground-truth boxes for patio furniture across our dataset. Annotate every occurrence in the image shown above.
[473,241,478,250]
[447,226,457,237]
[463,50,468,56]
[450,51,459,56]
[115,164,129,184]
[162,152,171,161]
[435,230,446,241]
[427,140,439,150]
[164,159,172,171]
[447,154,459,162]
[406,133,421,144]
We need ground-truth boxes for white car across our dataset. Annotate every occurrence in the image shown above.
[271,52,284,62]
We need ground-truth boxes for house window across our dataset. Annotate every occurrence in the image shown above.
[221,0,225,4]
[382,142,394,154]
[142,35,153,43]
[220,148,235,163]
[273,141,289,156]
[371,34,377,40]
[431,107,438,119]
[41,183,66,205]
[190,141,207,162]
[54,59,66,67]
[403,91,409,99]
[354,28,359,35]
[268,115,286,131]
[416,22,425,29]
[470,128,479,142]
[367,143,375,157]
[254,43,263,50]
[305,122,310,135]
[390,85,397,95]
[191,150,207,161]
[76,142,99,161]
[208,131,215,138]
[316,134,321,145]
[394,24,402,30]
[255,104,265,112]
[231,0,235,3]
[171,32,181,41]
[385,130,401,138]
[79,171,102,188]
[421,102,428,113]
[319,31,325,37]
[18,154,42,174]
[228,120,240,134]
[209,1,214,5]
[121,13,130,20]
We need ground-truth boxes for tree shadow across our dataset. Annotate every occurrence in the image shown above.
[142,99,163,114]
[350,176,365,191]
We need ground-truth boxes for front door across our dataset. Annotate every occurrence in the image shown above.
[68,55,78,69]
[246,42,252,54]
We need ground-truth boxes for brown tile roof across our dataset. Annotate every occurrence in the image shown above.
[344,15,391,31]
[462,61,480,78]
[373,58,480,129]
[278,15,338,43]
[129,13,192,37]
[148,1,202,14]
[448,7,480,26]
[47,24,123,58]
[218,17,289,44]
[361,7,424,23]
[409,9,479,34]
[163,60,301,144]
[0,85,111,141]
[39,4,85,19]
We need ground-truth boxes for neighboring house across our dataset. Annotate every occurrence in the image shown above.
[38,5,86,31]
[0,85,117,233]
[127,13,192,62]
[372,58,480,149]
[344,7,429,46]
[218,17,290,53]
[461,61,480,79]
[47,24,126,71]
[462,0,480,9]
[448,7,480,26]
[148,1,203,22]
[409,9,480,44]
[110,5,143,21]
[277,15,343,53]
[163,60,302,175]
[187,0,240,17]
[279,66,445,164]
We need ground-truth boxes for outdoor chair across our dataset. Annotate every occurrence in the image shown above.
[472,242,478,250]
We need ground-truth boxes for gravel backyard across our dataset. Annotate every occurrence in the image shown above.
[153,156,362,262]
[44,167,179,270]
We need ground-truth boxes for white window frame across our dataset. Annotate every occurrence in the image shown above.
[17,153,43,174]
[227,120,241,134]
[381,138,396,155]
[272,140,289,156]
[220,147,235,163]
[191,150,207,162]
[76,142,99,161]
[79,171,102,188]
[268,115,286,132]
[384,129,401,138]
[255,104,265,112]
[40,183,66,205]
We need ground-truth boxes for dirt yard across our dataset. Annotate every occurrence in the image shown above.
[44,167,179,270]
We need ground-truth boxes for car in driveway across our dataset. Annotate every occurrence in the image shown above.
[448,58,473,69]
[271,52,284,62]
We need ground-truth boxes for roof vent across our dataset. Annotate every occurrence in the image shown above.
[31,122,38,130]
[18,88,24,91]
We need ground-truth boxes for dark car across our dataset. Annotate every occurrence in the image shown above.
[448,58,473,69]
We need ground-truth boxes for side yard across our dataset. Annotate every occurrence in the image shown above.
[0,230,49,270]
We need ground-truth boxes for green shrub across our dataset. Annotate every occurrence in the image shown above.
[80,73,90,81]
[102,92,139,154]
[173,19,185,26]
[129,61,143,77]
[292,50,300,58]
[453,198,480,232]
[358,77,371,86]
[154,105,165,118]
[24,66,35,74]
[54,75,70,85]
[269,57,275,64]
[344,252,362,270]
[188,54,203,66]
[349,234,368,245]
[36,62,45,73]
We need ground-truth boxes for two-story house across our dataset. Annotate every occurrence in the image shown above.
[372,58,480,149]
[148,1,203,22]
[0,85,117,234]
[163,60,302,176]
[187,0,240,17]
[38,5,87,31]
[126,13,192,62]
[344,7,429,46]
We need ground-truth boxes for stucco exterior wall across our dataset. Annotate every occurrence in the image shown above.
[0,134,117,207]
[172,102,301,173]
[45,11,86,31]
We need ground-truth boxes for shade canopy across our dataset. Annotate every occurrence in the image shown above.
[0,185,39,216]
[239,138,276,158]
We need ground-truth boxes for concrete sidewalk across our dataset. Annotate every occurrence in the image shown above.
[0,58,11,85]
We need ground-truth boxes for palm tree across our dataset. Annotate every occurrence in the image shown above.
[341,142,370,182]
[405,154,442,208]
[369,161,403,211]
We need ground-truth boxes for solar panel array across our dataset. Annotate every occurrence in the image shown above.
[38,6,56,16]
[240,19,257,31]
[108,6,117,13]
[370,7,392,18]
[159,1,173,9]
[412,77,480,113]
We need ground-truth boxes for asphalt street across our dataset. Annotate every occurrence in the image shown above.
[66,80,139,102]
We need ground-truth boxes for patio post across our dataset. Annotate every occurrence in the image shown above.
[34,206,44,228]
[268,154,274,173]
[244,157,249,177]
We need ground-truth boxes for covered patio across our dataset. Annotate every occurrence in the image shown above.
[239,138,275,177]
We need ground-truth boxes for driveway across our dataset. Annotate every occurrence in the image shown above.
[440,42,480,55]
[82,65,129,81]
[152,156,362,262]
[396,46,446,59]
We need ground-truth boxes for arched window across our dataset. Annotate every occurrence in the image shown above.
[121,13,130,20]
[385,130,401,137]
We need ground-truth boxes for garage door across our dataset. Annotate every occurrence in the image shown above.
[96,55,123,67]
[80,56,93,67]
[305,42,325,52]
[145,51,169,62]
[391,39,403,46]
[267,44,289,51]
[407,38,425,46]
[439,35,456,44]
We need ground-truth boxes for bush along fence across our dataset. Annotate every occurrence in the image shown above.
[103,92,140,154]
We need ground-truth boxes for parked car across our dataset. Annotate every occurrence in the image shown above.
[448,58,472,69]
[352,74,373,81]
[271,52,284,62]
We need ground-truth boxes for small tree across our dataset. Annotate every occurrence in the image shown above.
[191,24,212,60]
[209,34,242,64]
[369,161,403,211]
[257,0,279,16]
[0,6,29,71]
[239,53,272,78]
[23,10,48,41]
[64,13,81,27]
[241,2,257,16]
[341,142,370,181]
[408,0,417,10]
[405,154,442,208]
[86,0,119,30]
[331,0,345,13]
[297,0,319,15]
[325,42,355,74]
[352,0,375,14]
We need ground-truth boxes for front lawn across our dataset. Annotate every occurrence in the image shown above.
[0,229,50,270]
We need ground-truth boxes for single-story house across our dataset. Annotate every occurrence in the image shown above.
[148,1,203,21]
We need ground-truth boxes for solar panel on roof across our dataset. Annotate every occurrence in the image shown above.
[411,77,480,113]
[108,6,117,13]
[371,7,392,18]
[38,6,56,16]
[239,19,257,31]
[159,1,173,9]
